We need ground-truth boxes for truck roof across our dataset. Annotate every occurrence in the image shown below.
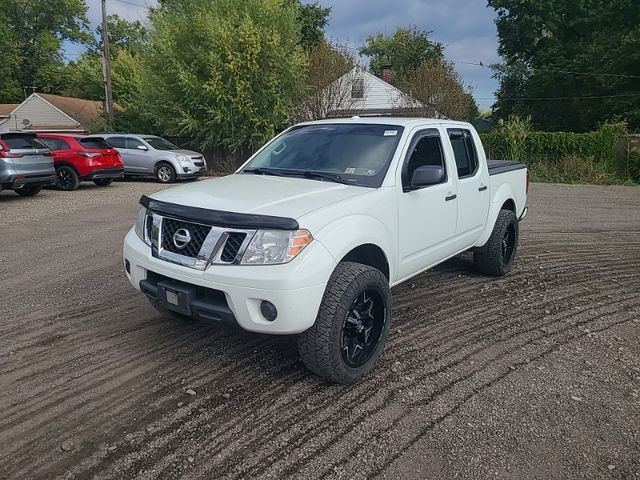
[297,116,473,129]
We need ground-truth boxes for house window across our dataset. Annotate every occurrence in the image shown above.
[351,78,364,99]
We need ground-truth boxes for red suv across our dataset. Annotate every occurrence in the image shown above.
[37,134,124,190]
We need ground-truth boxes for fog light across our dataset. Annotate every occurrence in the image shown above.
[260,301,277,321]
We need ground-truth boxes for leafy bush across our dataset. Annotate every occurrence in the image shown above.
[481,118,630,184]
[629,149,640,183]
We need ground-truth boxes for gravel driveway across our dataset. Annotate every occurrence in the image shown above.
[0,180,639,479]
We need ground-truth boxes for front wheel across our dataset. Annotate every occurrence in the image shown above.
[297,262,391,384]
[155,163,176,184]
[474,209,519,276]
[56,165,80,191]
[93,178,113,187]
[15,185,42,197]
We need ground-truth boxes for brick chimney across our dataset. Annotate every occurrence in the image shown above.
[381,65,394,84]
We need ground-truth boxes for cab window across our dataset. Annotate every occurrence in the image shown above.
[448,129,478,178]
[105,137,127,149]
[126,138,145,149]
[402,130,447,189]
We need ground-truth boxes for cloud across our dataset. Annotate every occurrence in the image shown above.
[308,0,501,108]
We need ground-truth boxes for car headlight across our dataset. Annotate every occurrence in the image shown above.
[241,229,313,265]
[176,154,191,165]
[134,206,149,244]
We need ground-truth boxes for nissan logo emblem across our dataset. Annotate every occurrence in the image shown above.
[173,228,192,250]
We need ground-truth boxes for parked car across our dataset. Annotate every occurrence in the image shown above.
[123,118,529,384]
[0,132,55,197]
[37,134,124,191]
[96,134,207,184]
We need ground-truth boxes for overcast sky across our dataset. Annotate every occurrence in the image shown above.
[71,0,500,108]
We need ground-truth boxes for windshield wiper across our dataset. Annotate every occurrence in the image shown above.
[298,170,352,185]
[242,167,286,177]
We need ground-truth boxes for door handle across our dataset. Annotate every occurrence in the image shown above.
[478,185,488,191]
[445,194,457,201]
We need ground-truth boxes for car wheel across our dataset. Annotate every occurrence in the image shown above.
[93,178,113,187]
[297,262,391,384]
[155,163,176,183]
[474,209,519,276]
[15,185,42,197]
[56,165,80,191]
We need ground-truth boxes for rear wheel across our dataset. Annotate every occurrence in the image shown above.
[474,209,519,276]
[297,262,391,384]
[56,165,80,191]
[155,163,176,184]
[15,185,42,197]
[93,178,113,187]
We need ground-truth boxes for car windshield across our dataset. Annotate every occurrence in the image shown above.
[241,123,405,188]
[143,137,180,150]
[80,138,112,149]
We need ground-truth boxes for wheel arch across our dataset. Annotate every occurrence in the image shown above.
[339,243,390,280]
[474,183,518,248]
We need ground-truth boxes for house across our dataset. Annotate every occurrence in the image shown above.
[297,66,423,121]
[0,93,106,133]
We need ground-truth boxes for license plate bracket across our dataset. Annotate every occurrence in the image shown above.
[157,281,195,315]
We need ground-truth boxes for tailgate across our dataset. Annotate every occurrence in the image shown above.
[1,133,55,177]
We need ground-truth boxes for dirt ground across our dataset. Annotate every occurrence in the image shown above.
[0,180,639,480]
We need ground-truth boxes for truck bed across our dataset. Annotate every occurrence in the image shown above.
[487,159,526,176]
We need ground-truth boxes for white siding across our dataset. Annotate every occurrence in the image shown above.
[6,95,79,131]
[332,68,421,112]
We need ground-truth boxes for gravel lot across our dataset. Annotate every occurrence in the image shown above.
[1,180,639,479]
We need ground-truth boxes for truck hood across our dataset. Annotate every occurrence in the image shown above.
[149,173,371,220]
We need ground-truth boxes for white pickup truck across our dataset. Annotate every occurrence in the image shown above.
[124,117,528,383]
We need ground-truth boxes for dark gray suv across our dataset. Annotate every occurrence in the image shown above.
[0,133,55,197]
[98,134,207,184]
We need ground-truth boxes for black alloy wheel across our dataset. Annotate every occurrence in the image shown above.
[502,223,516,266]
[341,289,386,368]
[56,166,79,191]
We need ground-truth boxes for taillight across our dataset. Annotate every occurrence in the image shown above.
[0,151,23,158]
[79,152,100,158]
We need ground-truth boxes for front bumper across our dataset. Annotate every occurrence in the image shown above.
[123,229,335,334]
[86,167,124,180]
[177,165,207,179]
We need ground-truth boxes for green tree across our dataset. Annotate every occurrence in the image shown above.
[297,1,331,48]
[0,0,89,102]
[140,0,307,151]
[92,14,148,55]
[489,0,640,131]
[359,27,444,79]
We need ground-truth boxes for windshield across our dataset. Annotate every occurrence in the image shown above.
[80,137,112,149]
[242,123,404,188]
[143,137,180,150]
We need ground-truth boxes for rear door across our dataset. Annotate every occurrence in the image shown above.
[446,128,490,245]
[396,127,459,281]
[39,137,73,166]
[104,136,137,173]
[0,133,54,177]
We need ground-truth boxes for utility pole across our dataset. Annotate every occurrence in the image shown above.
[101,0,114,127]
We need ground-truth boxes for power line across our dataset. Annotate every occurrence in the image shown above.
[111,0,148,8]
[476,92,640,101]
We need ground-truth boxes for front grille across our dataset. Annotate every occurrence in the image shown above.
[193,161,205,167]
[220,232,247,262]
[161,218,211,258]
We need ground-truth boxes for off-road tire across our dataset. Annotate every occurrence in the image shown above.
[56,165,80,191]
[15,185,42,197]
[474,209,519,276]
[93,178,114,187]
[297,262,391,384]
[155,162,176,184]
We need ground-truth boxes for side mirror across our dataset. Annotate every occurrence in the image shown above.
[136,145,148,151]
[409,165,446,189]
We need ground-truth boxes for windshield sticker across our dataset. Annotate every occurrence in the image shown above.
[366,169,376,175]
[383,130,398,136]
[344,167,356,174]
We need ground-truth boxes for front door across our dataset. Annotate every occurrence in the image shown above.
[397,128,458,281]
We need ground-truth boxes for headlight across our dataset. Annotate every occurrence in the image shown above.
[176,154,191,164]
[134,206,148,244]
[241,229,313,265]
